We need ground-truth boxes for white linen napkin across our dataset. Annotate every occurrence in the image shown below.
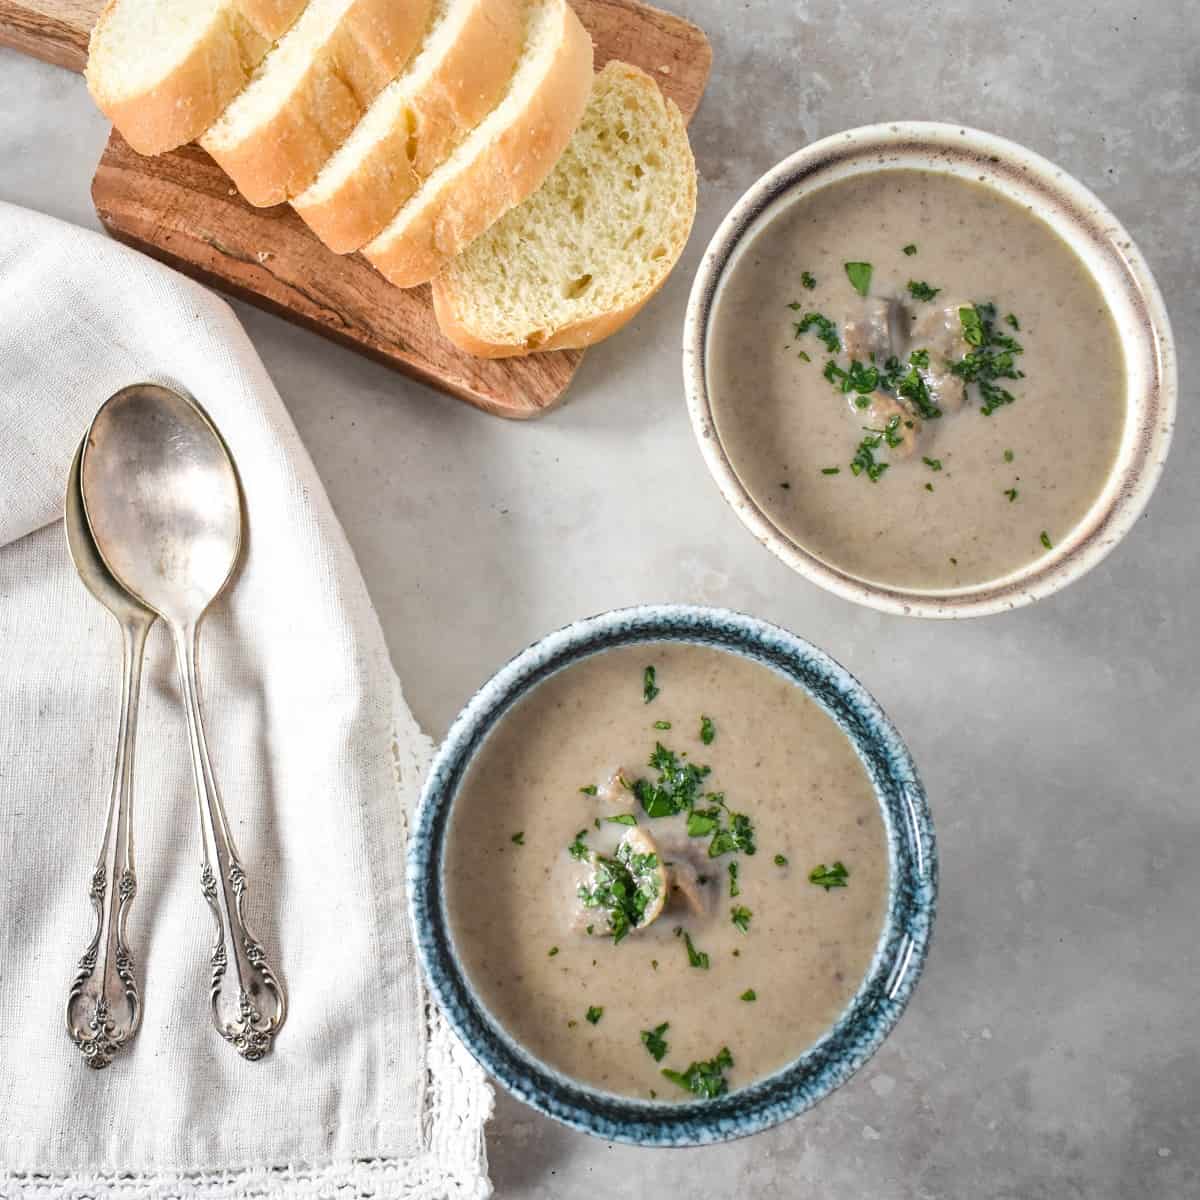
[0,202,492,1199]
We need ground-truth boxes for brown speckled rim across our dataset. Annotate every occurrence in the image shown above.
[682,122,1177,619]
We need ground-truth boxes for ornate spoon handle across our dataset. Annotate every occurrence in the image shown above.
[173,622,286,1059]
[66,616,150,1068]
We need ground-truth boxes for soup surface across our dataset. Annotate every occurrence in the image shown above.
[707,169,1127,590]
[445,642,888,1100]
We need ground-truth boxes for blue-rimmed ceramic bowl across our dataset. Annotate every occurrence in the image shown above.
[408,605,937,1145]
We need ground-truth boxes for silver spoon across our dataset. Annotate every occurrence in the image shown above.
[64,439,155,1068]
[80,384,286,1060]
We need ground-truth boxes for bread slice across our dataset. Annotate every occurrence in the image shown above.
[85,0,307,156]
[293,0,528,253]
[363,0,592,289]
[200,0,435,207]
[431,62,697,357]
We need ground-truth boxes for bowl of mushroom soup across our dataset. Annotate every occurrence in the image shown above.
[683,122,1176,617]
[408,605,936,1144]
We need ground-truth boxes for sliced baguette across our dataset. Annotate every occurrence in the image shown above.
[85,0,307,155]
[432,61,697,357]
[200,0,435,207]
[294,0,528,253]
[363,0,592,289]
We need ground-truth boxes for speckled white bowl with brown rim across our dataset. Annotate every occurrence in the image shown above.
[683,121,1176,618]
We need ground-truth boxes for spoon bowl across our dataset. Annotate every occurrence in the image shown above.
[81,383,285,1059]
[81,383,241,627]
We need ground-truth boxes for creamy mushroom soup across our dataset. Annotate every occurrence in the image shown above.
[444,642,888,1100]
[707,169,1127,590]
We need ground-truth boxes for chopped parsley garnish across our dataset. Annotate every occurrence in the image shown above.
[510,832,524,845]
[661,1047,734,1099]
[634,742,711,817]
[731,905,753,933]
[740,989,757,1002]
[1041,530,1053,551]
[825,357,879,396]
[585,1006,603,1025]
[922,456,942,471]
[907,280,941,302]
[908,348,930,369]
[850,430,889,482]
[708,809,756,858]
[728,861,740,897]
[641,1022,670,1062]
[952,303,1025,415]
[1004,449,1015,463]
[801,271,817,290]
[578,840,662,943]
[902,243,918,256]
[797,350,811,363]
[579,784,598,796]
[1005,487,1019,502]
[643,665,660,704]
[602,813,638,826]
[925,483,934,492]
[686,809,719,837]
[700,715,715,745]
[548,946,559,957]
[683,931,710,969]
[792,311,841,353]
[568,829,590,860]
[567,1019,578,1029]
[844,261,873,296]
[774,854,788,867]
[809,861,850,891]
[653,720,672,730]
[821,467,841,475]
[1006,313,1020,330]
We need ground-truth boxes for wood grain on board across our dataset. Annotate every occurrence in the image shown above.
[0,0,713,418]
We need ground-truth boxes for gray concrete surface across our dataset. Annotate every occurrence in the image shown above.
[2,2,1197,1195]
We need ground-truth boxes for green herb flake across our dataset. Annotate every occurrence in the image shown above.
[908,347,931,369]
[907,279,941,302]
[653,720,672,730]
[1005,487,1019,502]
[1041,530,1053,551]
[958,305,985,347]
[728,861,740,898]
[578,840,663,943]
[661,1047,734,1100]
[731,905,753,933]
[548,946,559,957]
[1004,449,1015,463]
[585,1006,603,1026]
[643,665,660,704]
[579,784,598,796]
[641,1022,670,1062]
[741,989,757,1002]
[821,467,841,476]
[774,854,788,867]
[809,861,850,891]
[844,261,873,296]
[700,715,715,745]
[567,1019,578,1028]
[1006,313,1021,330]
[684,931,710,970]
[797,350,812,363]
[902,243,918,256]
[602,813,638,826]
[925,482,934,492]
[952,303,1025,415]
[793,311,841,354]
[801,271,817,290]
[708,810,757,859]
[922,456,942,471]
[510,831,524,845]
[568,829,590,861]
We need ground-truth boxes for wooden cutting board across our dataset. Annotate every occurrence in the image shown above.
[0,1,711,419]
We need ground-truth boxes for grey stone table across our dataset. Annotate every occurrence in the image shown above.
[2,1,1197,1194]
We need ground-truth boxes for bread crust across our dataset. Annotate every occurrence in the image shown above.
[430,66,697,358]
[201,0,435,208]
[364,0,593,289]
[294,0,527,253]
[86,0,309,156]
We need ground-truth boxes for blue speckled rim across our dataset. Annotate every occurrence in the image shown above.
[408,605,937,1146]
